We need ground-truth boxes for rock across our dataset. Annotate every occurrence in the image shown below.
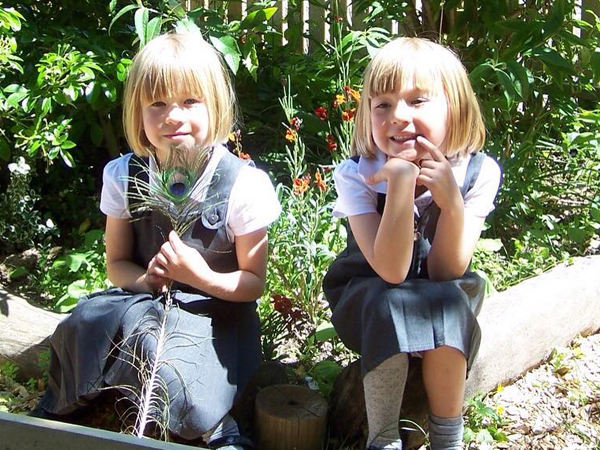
[4,249,41,271]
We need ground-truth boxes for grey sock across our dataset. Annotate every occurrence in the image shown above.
[428,413,464,450]
[363,353,408,449]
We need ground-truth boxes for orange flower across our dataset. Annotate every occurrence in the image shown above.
[344,85,361,102]
[285,128,297,142]
[238,152,251,160]
[290,116,302,131]
[326,134,337,152]
[315,171,326,192]
[334,94,345,107]
[314,106,328,120]
[293,174,310,195]
[342,108,356,121]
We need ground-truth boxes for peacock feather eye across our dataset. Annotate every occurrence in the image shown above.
[170,181,187,196]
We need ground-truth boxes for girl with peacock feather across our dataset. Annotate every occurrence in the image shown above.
[35,32,280,450]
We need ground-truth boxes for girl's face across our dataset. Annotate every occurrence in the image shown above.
[142,93,209,164]
[370,82,448,163]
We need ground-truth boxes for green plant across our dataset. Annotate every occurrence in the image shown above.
[0,157,56,251]
[463,394,508,445]
[39,229,110,312]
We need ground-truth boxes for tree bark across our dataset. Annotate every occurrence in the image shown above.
[0,287,64,380]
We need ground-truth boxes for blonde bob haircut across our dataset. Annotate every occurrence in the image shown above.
[353,37,485,159]
[123,32,237,156]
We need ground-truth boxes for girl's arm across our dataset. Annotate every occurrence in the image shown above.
[105,216,167,293]
[416,137,483,280]
[154,228,267,302]
[350,158,418,284]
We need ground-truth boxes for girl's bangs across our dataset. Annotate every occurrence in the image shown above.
[140,57,205,103]
[368,52,444,98]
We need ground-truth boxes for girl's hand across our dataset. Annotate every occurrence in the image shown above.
[154,230,212,287]
[416,136,462,211]
[365,156,419,186]
[145,255,169,293]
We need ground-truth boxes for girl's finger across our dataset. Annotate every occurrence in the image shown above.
[416,136,444,162]
[160,242,176,262]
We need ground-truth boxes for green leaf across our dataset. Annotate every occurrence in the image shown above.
[135,7,149,47]
[209,35,240,74]
[506,61,530,101]
[6,89,28,109]
[108,4,138,35]
[531,47,574,72]
[495,68,516,107]
[146,16,162,43]
[469,62,495,84]
[9,266,28,280]
[55,293,79,313]
[315,321,337,342]
[60,149,75,168]
[175,17,200,35]
[65,253,87,272]
[109,0,117,13]
[241,42,259,81]
[41,97,53,116]
[240,7,278,29]
[477,238,503,252]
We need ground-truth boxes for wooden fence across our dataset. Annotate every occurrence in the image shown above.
[181,0,600,53]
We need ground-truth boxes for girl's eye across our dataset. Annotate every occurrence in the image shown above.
[412,98,428,106]
[374,102,390,109]
[150,101,165,107]
[184,98,201,105]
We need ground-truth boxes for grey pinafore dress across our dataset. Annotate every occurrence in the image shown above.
[40,151,261,439]
[323,153,486,377]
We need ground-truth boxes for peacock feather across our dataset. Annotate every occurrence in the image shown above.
[118,143,214,439]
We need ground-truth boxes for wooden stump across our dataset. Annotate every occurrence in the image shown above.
[328,358,429,450]
[0,287,64,380]
[255,384,328,450]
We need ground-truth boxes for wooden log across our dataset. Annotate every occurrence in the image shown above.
[0,286,64,380]
[255,384,328,450]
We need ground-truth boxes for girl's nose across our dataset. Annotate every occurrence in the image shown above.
[165,106,186,124]
[392,101,411,123]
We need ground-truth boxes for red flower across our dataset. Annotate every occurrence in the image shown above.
[290,116,302,131]
[293,174,311,195]
[315,171,326,192]
[273,294,293,315]
[314,106,328,120]
[326,134,337,152]
[238,152,251,160]
[342,108,356,122]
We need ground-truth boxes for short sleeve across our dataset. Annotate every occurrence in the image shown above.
[227,165,281,236]
[332,159,378,218]
[99,154,132,219]
[463,155,502,218]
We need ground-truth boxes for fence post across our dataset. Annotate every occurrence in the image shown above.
[308,0,327,53]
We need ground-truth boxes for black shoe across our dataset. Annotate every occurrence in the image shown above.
[207,435,255,449]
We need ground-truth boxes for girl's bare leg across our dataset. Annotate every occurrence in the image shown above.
[422,346,466,449]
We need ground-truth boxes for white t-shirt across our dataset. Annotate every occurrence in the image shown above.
[332,149,501,219]
[100,145,281,240]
